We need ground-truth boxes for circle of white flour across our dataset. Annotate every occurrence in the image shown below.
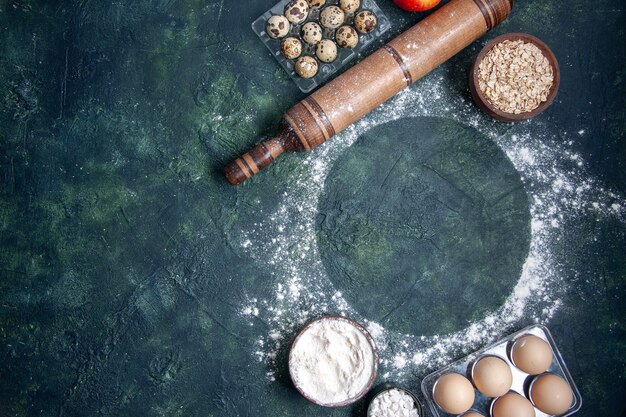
[238,71,626,381]
[289,317,376,405]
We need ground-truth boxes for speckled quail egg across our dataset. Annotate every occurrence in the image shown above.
[301,22,323,45]
[339,0,360,14]
[307,0,326,8]
[266,15,290,39]
[354,10,377,34]
[319,5,345,29]
[335,25,359,48]
[295,56,318,79]
[284,0,309,24]
[315,39,337,63]
[280,37,303,60]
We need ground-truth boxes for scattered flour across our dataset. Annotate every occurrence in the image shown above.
[237,70,626,381]
[289,317,376,405]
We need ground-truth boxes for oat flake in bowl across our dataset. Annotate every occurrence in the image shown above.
[470,33,560,121]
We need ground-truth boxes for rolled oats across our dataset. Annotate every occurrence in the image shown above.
[477,40,554,114]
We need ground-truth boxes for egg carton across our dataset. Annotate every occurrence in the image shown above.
[252,0,391,93]
[420,325,582,417]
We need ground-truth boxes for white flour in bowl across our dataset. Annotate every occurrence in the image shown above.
[289,317,377,405]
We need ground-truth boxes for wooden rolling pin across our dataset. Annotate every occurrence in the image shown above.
[225,0,514,185]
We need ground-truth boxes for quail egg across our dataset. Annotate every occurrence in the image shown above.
[354,10,378,34]
[266,15,290,39]
[307,0,326,8]
[433,373,475,415]
[295,56,318,79]
[315,39,337,63]
[339,0,360,14]
[319,5,345,29]
[335,25,359,48]
[280,37,303,60]
[284,0,309,24]
[301,22,323,45]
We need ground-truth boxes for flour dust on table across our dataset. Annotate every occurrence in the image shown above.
[237,70,626,381]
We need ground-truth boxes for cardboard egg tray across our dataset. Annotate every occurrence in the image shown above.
[252,0,391,93]
[421,325,582,417]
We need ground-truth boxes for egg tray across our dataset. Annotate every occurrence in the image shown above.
[420,325,582,417]
[252,0,391,93]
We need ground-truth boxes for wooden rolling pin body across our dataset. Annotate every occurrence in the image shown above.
[225,0,514,185]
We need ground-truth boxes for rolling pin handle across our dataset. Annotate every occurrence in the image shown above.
[224,137,285,185]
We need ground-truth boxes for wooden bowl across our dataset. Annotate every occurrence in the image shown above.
[288,315,379,408]
[469,33,560,122]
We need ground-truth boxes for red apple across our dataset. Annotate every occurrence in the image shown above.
[393,0,442,12]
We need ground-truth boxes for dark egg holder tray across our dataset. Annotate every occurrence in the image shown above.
[252,0,390,93]
[421,325,582,417]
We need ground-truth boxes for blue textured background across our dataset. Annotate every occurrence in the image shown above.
[0,1,624,416]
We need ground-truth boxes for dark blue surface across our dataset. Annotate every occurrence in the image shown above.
[0,1,624,416]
